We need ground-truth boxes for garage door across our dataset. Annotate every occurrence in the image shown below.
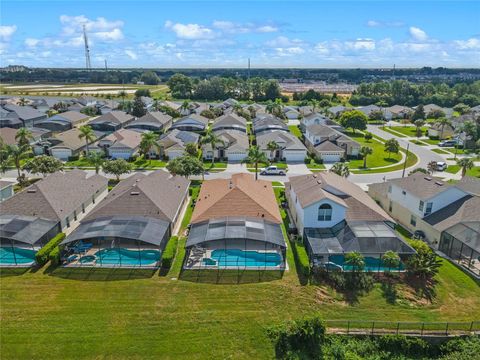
[321,153,341,163]
[51,148,72,161]
[284,151,306,162]
[227,151,247,161]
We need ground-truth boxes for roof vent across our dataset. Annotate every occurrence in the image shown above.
[130,191,140,195]
[317,180,322,184]
[27,188,37,193]
[435,181,443,186]
[424,177,432,181]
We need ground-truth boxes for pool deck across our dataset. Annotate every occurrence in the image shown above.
[62,247,160,268]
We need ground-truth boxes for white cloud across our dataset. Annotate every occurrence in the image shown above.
[25,38,40,47]
[256,25,278,33]
[409,26,428,41]
[367,20,381,27]
[0,25,17,41]
[345,38,376,51]
[125,49,138,60]
[165,21,215,39]
[367,20,404,28]
[454,37,480,49]
[95,28,124,41]
[60,15,124,34]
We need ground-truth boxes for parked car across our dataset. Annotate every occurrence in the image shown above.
[435,162,447,171]
[438,140,457,147]
[260,166,286,176]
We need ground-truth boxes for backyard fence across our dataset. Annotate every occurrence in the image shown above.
[324,320,480,337]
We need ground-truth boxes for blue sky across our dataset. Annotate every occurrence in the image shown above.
[1,1,479,68]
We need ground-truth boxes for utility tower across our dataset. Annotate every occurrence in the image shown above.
[83,25,92,71]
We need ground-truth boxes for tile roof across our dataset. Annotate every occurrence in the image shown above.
[287,173,392,222]
[191,173,282,224]
[84,170,189,223]
[0,170,107,222]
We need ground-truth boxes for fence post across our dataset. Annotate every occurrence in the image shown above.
[371,321,375,335]
[396,322,400,335]
[469,321,474,332]
[347,321,350,335]
[445,322,449,336]
[421,323,424,336]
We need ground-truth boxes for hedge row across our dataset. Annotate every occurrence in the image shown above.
[49,246,61,265]
[161,236,178,270]
[35,233,65,266]
[292,238,310,278]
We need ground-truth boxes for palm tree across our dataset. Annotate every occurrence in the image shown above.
[180,100,190,114]
[88,152,105,174]
[266,141,280,161]
[243,146,268,180]
[427,160,437,175]
[233,103,243,114]
[309,99,320,113]
[139,131,160,162]
[200,129,225,164]
[382,251,400,272]
[435,117,451,140]
[457,157,474,177]
[15,127,33,147]
[0,141,10,174]
[7,144,32,179]
[17,97,28,106]
[359,146,373,168]
[78,125,96,155]
[345,251,365,273]
[330,162,350,178]
[414,119,425,138]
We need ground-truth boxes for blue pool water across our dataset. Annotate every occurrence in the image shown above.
[328,255,405,272]
[207,249,282,268]
[93,248,160,266]
[0,247,36,265]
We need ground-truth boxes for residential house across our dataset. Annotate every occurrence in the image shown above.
[357,105,392,120]
[304,124,360,162]
[202,129,249,162]
[3,105,47,127]
[283,106,300,120]
[211,113,247,133]
[300,113,343,132]
[423,104,454,119]
[0,107,23,128]
[369,174,480,277]
[327,105,347,117]
[48,128,104,160]
[35,111,90,132]
[185,173,286,270]
[170,114,209,132]
[95,128,142,159]
[88,111,135,133]
[0,170,108,266]
[385,105,413,119]
[427,122,455,139]
[59,170,189,267]
[98,99,120,114]
[157,129,200,160]
[1,127,51,152]
[256,130,307,162]
[125,112,173,133]
[0,180,14,202]
[76,96,97,107]
[286,173,415,269]
[252,115,288,134]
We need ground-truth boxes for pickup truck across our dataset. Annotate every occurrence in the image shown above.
[260,166,286,176]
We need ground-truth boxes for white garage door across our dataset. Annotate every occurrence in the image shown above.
[110,150,132,160]
[284,151,306,162]
[321,153,342,163]
[51,148,73,161]
[227,151,247,161]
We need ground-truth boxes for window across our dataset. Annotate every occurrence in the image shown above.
[425,202,433,216]
[410,215,416,227]
[318,204,332,221]
[419,200,424,211]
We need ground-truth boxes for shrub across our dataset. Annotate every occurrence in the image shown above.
[375,335,431,358]
[49,246,61,265]
[291,239,310,278]
[35,233,66,266]
[267,315,326,359]
[161,236,178,270]
[68,155,79,162]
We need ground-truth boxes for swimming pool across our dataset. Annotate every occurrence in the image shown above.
[208,249,282,268]
[93,248,160,266]
[0,247,36,265]
[328,255,405,272]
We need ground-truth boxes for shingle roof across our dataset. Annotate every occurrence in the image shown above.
[136,111,172,125]
[424,195,480,232]
[52,128,101,151]
[84,170,189,223]
[3,105,46,121]
[386,172,451,200]
[89,111,134,125]
[287,173,392,222]
[0,170,107,222]
[204,129,248,151]
[314,141,345,152]
[158,129,199,150]
[455,176,480,196]
[102,129,142,150]
[0,127,18,145]
[191,173,282,224]
[53,111,89,124]
[212,113,247,130]
[257,130,306,151]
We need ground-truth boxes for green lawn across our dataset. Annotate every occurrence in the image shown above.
[345,132,402,169]
[466,166,480,178]
[389,126,428,137]
[445,165,460,174]
[431,148,452,155]
[410,140,428,146]
[288,125,302,138]
[65,156,167,169]
[381,127,407,138]
[305,158,326,170]
[423,138,441,145]
[202,160,228,169]
[352,150,418,174]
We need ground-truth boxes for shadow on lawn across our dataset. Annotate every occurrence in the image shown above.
[48,266,156,281]
[179,268,284,284]
[0,267,30,277]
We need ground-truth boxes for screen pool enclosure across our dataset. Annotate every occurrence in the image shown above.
[184,217,286,270]
[304,221,416,272]
[60,216,169,268]
[0,215,59,266]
